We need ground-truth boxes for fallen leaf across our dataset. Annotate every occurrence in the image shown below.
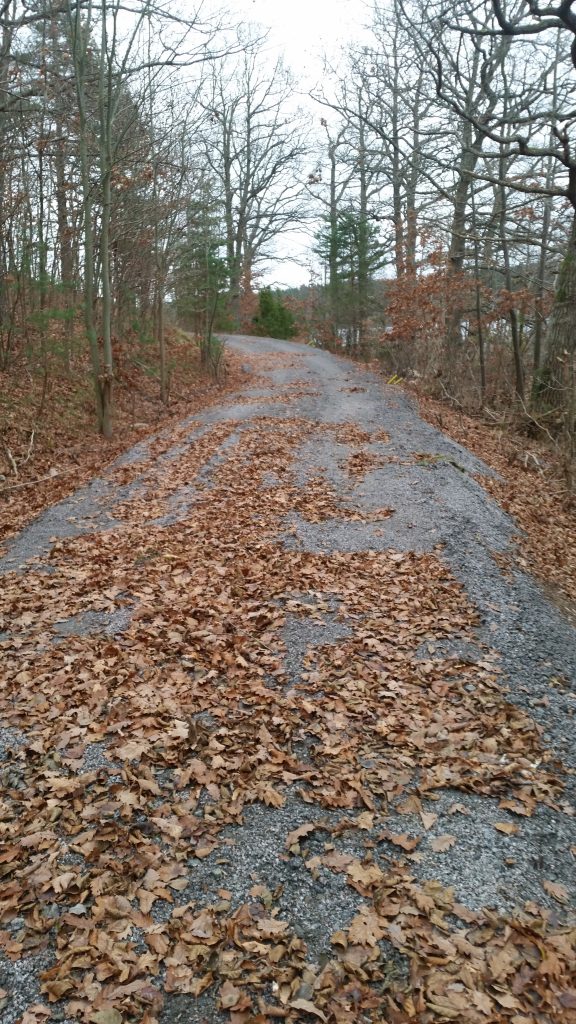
[430,835,456,852]
[290,999,327,1021]
[382,831,421,851]
[542,880,569,904]
[347,909,385,946]
[346,860,384,887]
[115,739,148,761]
[90,1011,123,1024]
[285,823,316,849]
[558,990,576,1008]
[492,991,520,1009]
[356,811,375,830]
[420,812,438,831]
[220,981,242,1009]
[20,1009,51,1024]
[471,990,493,1014]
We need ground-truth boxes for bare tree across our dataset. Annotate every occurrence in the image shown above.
[308,88,389,349]
[65,0,230,434]
[427,0,576,410]
[200,34,308,325]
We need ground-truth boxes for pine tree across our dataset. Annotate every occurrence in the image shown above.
[314,207,386,346]
[253,288,296,339]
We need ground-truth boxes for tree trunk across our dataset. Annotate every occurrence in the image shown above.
[79,128,105,430]
[54,119,75,368]
[540,208,576,410]
[100,169,113,437]
[98,2,114,438]
[70,3,106,434]
[532,192,552,385]
[356,116,369,346]
[532,32,561,406]
[471,189,486,405]
[0,19,13,370]
[328,142,339,340]
[497,157,524,403]
[157,284,167,404]
[390,85,404,277]
[445,121,476,370]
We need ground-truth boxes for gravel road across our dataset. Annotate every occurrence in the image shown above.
[0,335,574,1024]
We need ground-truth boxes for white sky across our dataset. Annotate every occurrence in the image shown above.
[229,0,369,81]
[216,0,372,287]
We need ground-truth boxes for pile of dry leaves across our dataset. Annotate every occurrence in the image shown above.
[1,375,574,1024]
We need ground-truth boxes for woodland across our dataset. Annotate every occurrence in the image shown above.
[1,4,576,1024]
[0,0,575,486]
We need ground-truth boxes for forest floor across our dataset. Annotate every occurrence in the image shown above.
[0,330,247,547]
[0,335,575,1024]
[411,391,576,614]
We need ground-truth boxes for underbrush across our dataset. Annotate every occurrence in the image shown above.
[413,388,576,610]
[0,326,244,545]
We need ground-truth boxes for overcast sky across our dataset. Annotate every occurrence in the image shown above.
[229,0,369,79]
[217,0,372,288]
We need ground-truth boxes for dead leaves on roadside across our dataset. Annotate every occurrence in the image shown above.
[0,411,574,1023]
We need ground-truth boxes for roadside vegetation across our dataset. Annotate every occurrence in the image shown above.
[0,3,575,1021]
[1,0,575,614]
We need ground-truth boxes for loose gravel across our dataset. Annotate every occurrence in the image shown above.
[1,334,574,1024]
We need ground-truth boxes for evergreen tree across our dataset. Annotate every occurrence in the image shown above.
[173,188,229,337]
[253,288,296,339]
[314,206,386,341]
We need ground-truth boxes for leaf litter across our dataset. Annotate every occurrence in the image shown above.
[0,343,575,1024]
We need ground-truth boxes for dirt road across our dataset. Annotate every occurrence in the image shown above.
[1,336,574,1024]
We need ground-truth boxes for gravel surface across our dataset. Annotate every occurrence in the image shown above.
[222,335,576,907]
[1,334,574,1024]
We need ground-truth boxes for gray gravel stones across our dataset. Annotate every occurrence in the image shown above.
[410,790,576,912]
[0,726,25,762]
[0,476,138,575]
[1,334,574,1024]
[281,611,352,684]
[0,950,54,1024]
[222,336,576,920]
[52,607,133,639]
